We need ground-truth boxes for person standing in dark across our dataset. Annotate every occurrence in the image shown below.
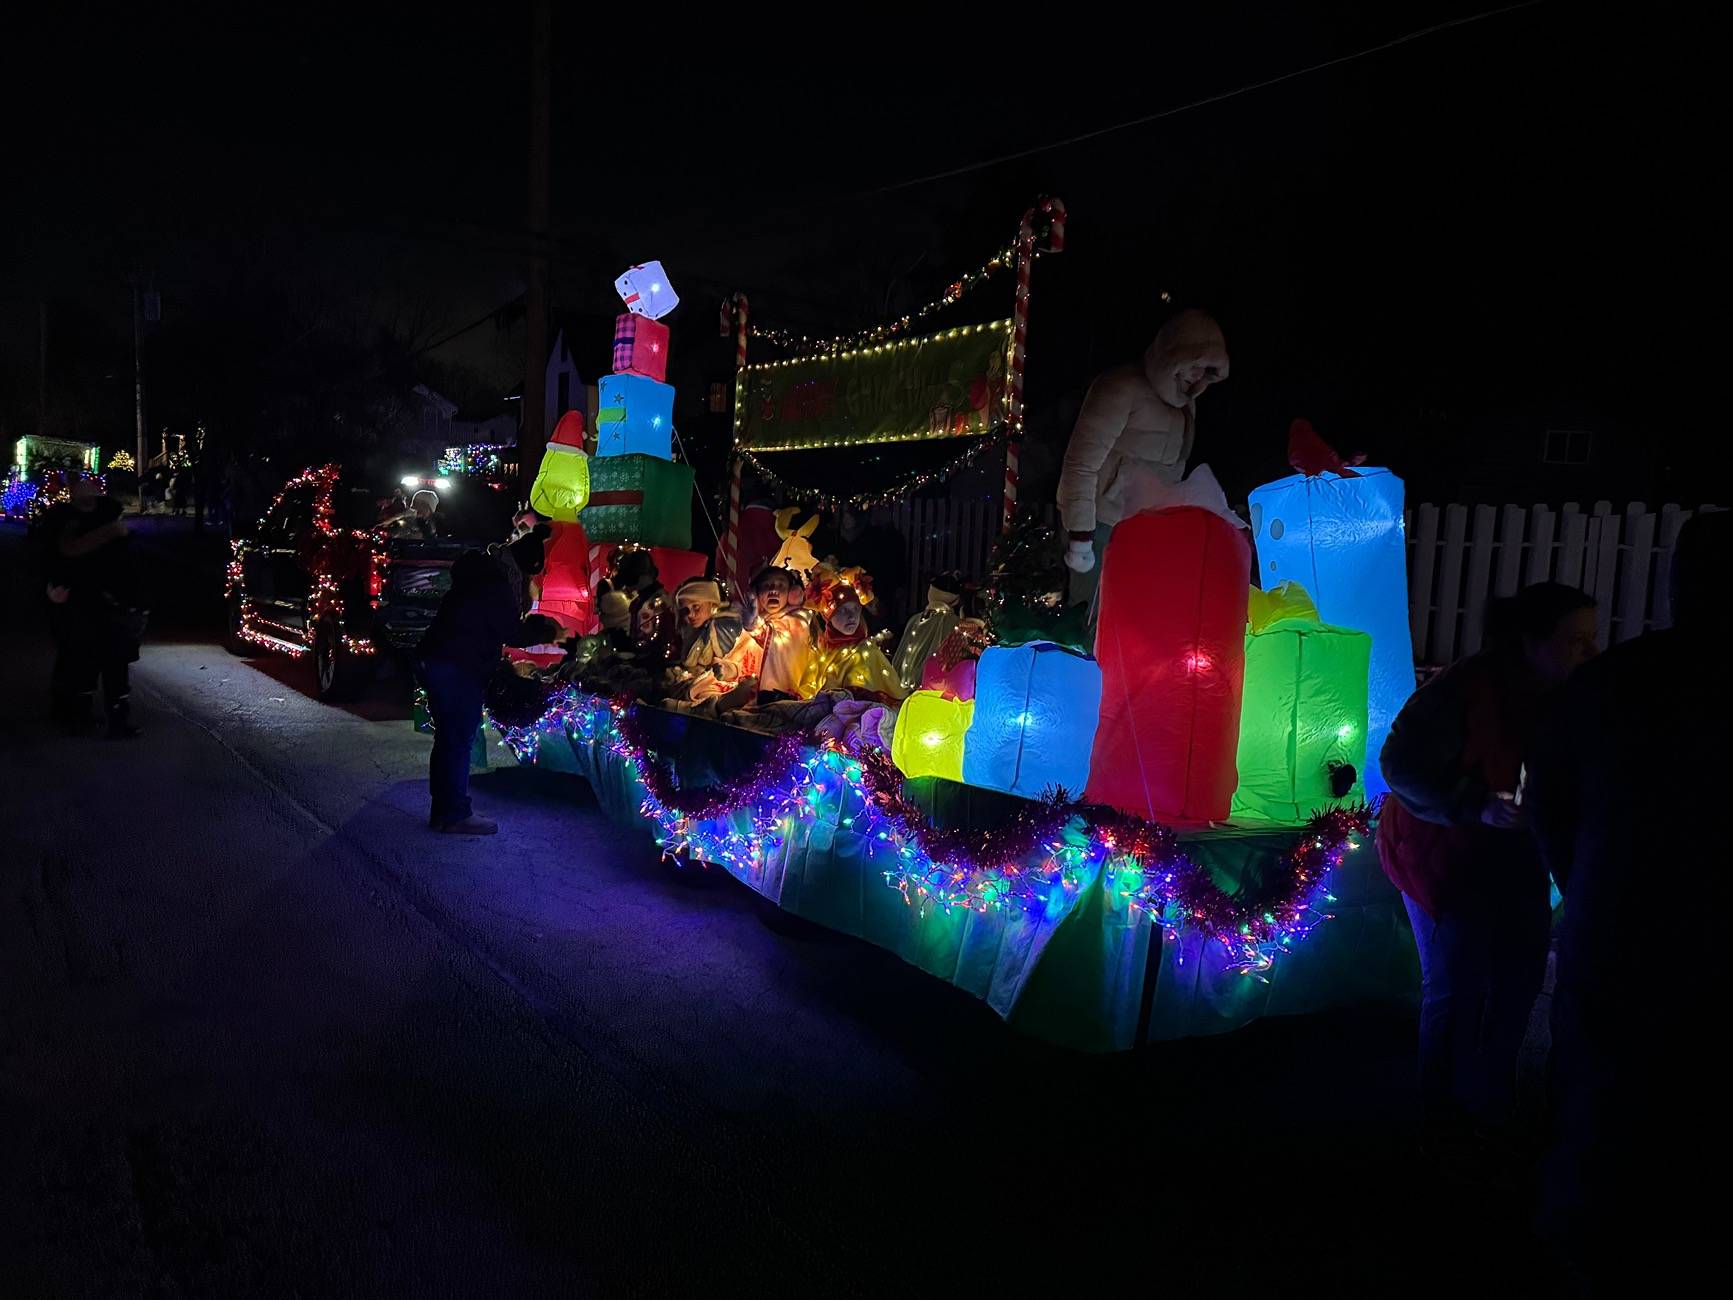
[816,507,908,630]
[32,475,147,737]
[1527,512,1727,1288]
[1377,581,1598,1143]
[416,549,557,834]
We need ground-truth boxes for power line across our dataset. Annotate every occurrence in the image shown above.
[416,301,519,357]
[871,2,1548,195]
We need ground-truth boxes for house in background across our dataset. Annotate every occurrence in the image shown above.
[407,384,458,449]
[450,410,517,447]
[542,318,615,444]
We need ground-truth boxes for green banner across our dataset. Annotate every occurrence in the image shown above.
[736,319,1013,452]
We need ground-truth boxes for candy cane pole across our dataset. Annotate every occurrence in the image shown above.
[720,457,744,592]
[585,543,609,633]
[1003,197,1065,529]
[728,292,750,370]
[718,293,749,592]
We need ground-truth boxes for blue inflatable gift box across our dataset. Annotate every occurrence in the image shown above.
[962,641,1101,800]
[595,374,675,460]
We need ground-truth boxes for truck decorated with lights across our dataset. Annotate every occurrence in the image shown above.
[224,463,514,699]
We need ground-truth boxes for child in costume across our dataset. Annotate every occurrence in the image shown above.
[664,577,744,700]
[597,546,665,628]
[891,571,965,693]
[564,589,632,679]
[578,587,679,702]
[798,567,903,703]
[697,565,812,706]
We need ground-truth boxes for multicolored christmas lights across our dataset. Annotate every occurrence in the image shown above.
[495,687,1375,975]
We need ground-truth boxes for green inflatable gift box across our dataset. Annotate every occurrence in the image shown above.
[579,453,693,549]
[1231,582,1371,825]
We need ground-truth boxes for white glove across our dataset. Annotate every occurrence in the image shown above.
[1063,538,1096,573]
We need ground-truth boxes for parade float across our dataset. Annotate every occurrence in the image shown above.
[492,212,1417,1050]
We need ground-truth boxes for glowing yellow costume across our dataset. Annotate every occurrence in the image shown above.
[798,636,904,702]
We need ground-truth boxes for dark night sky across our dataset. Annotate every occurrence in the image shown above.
[2,3,1710,501]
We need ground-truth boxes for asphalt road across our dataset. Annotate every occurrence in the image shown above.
[0,517,1545,1296]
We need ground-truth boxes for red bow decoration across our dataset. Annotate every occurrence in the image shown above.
[1287,418,1366,478]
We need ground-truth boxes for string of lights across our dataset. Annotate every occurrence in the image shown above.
[495,687,1375,973]
[736,429,1005,512]
[748,243,1049,356]
[227,463,381,657]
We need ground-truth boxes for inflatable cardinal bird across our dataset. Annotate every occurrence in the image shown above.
[1287,418,1366,478]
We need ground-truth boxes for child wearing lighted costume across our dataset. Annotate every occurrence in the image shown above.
[798,568,904,702]
[698,565,812,705]
[663,577,744,699]
[891,572,966,693]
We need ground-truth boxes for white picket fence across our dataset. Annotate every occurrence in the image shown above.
[881,496,1724,667]
[1408,501,1723,666]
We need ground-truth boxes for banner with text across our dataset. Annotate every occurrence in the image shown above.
[737,319,1013,452]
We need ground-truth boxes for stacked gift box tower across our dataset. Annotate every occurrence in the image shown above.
[581,262,694,555]
[526,262,704,635]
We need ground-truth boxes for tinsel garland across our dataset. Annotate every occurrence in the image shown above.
[494,687,1375,973]
[614,702,809,821]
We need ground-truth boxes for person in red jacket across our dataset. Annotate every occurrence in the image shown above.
[1378,581,1598,1140]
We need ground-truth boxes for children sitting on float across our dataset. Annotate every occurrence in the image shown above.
[576,586,680,701]
[690,564,813,707]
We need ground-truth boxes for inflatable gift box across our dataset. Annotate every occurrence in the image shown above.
[962,641,1101,800]
[1248,467,1413,798]
[611,313,670,383]
[1087,506,1251,825]
[919,653,976,701]
[1231,582,1371,824]
[890,690,973,782]
[614,261,679,320]
[580,454,693,549]
[595,374,675,460]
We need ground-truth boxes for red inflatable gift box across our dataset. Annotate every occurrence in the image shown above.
[1086,506,1250,825]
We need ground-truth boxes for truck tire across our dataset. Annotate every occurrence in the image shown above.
[313,619,371,702]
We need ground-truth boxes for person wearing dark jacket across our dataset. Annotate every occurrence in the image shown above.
[417,550,556,834]
[32,475,146,737]
[1377,581,1598,1138]
[814,508,909,631]
[1528,512,1727,1287]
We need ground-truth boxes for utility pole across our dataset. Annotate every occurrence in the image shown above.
[519,0,551,501]
[130,273,148,495]
[38,302,47,436]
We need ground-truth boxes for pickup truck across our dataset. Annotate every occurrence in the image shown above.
[224,464,515,699]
